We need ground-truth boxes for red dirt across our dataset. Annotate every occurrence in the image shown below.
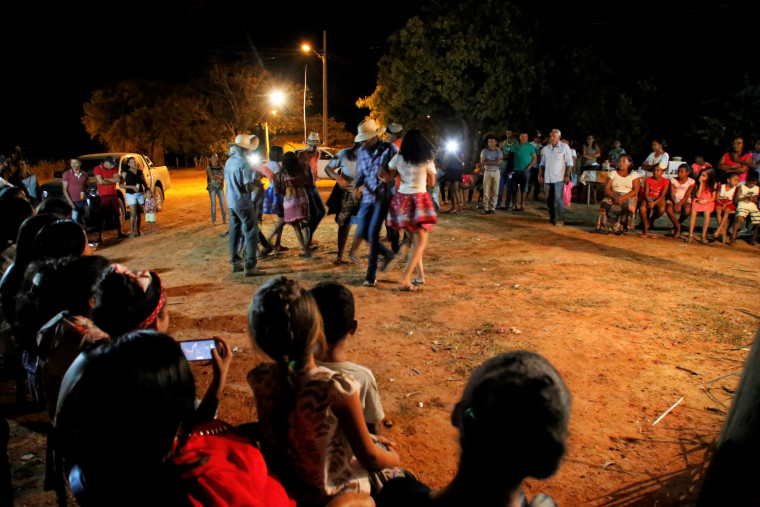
[9,169,758,506]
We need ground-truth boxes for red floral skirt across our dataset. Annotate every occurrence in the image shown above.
[387,191,437,232]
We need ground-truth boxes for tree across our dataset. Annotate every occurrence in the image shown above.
[82,80,215,164]
[358,0,537,168]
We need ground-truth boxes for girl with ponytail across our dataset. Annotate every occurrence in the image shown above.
[247,276,401,504]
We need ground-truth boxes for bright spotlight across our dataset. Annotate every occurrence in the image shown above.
[301,44,311,52]
[445,140,459,153]
[270,92,285,106]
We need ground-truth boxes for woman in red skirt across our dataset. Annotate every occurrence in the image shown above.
[381,129,437,291]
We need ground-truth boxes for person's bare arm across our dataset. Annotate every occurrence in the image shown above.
[679,183,696,207]
[620,178,640,202]
[604,178,615,200]
[332,391,399,469]
[61,180,75,208]
[526,153,537,172]
[196,337,232,424]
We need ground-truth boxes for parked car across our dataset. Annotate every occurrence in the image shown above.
[40,153,171,227]
[293,148,336,179]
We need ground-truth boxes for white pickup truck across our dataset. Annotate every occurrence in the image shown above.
[40,152,171,225]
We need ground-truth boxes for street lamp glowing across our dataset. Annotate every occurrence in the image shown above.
[270,91,285,106]
[301,44,311,52]
[445,140,459,153]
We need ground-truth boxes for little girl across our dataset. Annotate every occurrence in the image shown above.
[687,169,716,243]
[665,164,696,239]
[714,172,740,244]
[638,164,669,237]
[247,277,402,504]
[279,152,311,257]
[143,188,158,234]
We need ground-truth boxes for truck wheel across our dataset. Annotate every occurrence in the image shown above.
[119,197,128,224]
[153,185,165,212]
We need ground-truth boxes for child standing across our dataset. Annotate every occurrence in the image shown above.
[687,170,716,243]
[143,188,158,234]
[279,152,311,258]
[638,164,669,237]
[247,277,402,505]
[714,172,740,244]
[730,171,760,245]
[310,281,385,435]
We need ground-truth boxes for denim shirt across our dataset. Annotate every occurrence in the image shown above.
[354,140,395,204]
[224,153,256,209]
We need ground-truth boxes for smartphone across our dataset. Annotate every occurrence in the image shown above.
[179,339,216,361]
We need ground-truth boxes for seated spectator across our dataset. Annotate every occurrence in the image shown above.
[92,265,169,339]
[665,164,696,239]
[730,170,760,245]
[714,172,741,244]
[641,138,670,175]
[54,330,295,507]
[0,186,25,201]
[31,220,91,261]
[595,155,640,234]
[376,351,571,507]
[691,155,713,177]
[36,197,73,220]
[247,277,402,504]
[638,164,669,237]
[0,197,34,274]
[718,137,757,184]
[311,281,385,434]
[686,169,717,243]
[608,140,627,168]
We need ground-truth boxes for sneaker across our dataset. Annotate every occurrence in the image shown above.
[362,279,377,287]
[244,265,265,277]
[260,245,274,257]
[117,232,129,239]
[555,221,565,227]
[231,263,244,273]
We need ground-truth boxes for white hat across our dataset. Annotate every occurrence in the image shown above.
[226,134,259,150]
[355,119,386,143]
[387,123,404,135]
[305,132,322,146]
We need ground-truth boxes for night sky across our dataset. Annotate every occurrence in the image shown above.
[2,0,757,162]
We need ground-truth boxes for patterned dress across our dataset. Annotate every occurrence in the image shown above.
[249,364,370,504]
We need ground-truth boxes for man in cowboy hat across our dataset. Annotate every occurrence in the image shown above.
[298,132,326,246]
[353,119,396,286]
[224,134,269,276]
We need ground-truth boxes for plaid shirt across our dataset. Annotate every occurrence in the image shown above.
[354,140,396,204]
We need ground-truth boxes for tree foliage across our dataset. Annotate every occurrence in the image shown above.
[360,0,658,164]
[692,79,760,149]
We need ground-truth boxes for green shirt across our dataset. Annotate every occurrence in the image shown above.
[514,143,536,172]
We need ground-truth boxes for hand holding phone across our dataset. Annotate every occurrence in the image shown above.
[180,339,216,361]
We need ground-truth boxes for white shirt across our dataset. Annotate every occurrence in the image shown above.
[540,142,574,183]
[388,154,436,194]
[644,152,670,170]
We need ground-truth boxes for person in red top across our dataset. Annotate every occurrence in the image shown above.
[61,158,89,225]
[93,156,126,241]
[718,138,758,183]
[691,155,713,177]
[638,164,669,237]
[55,331,296,507]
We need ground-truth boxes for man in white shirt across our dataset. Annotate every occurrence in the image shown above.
[539,129,574,226]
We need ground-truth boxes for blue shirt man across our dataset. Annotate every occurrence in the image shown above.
[353,119,396,286]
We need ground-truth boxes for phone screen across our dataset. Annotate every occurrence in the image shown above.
[180,339,216,361]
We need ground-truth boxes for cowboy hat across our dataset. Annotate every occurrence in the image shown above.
[305,132,322,146]
[387,123,404,136]
[226,134,260,150]
[354,119,386,143]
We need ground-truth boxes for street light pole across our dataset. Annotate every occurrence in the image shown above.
[301,32,328,146]
[303,65,307,144]
[322,30,327,147]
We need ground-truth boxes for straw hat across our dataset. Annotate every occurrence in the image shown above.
[226,134,259,150]
[387,123,404,136]
[305,132,322,146]
[354,119,386,143]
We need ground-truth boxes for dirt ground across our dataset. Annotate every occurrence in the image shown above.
[8,169,760,506]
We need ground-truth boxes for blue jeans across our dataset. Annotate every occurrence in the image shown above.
[356,199,393,283]
[209,187,226,223]
[71,201,87,225]
[228,207,258,268]
[496,169,511,208]
[544,181,565,223]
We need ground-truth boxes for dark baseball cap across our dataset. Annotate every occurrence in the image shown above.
[103,156,117,166]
